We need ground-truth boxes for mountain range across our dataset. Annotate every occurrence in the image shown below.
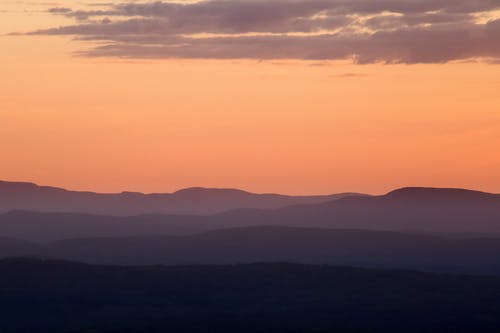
[1,226,499,275]
[0,180,499,275]
[2,180,500,332]
[0,183,498,242]
[0,180,361,215]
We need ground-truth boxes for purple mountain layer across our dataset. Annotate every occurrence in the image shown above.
[0,180,362,215]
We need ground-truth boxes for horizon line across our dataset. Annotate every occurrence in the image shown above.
[1,179,497,197]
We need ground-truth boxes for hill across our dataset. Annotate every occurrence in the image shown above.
[0,180,360,215]
[0,187,498,242]
[1,227,500,275]
[1,258,500,333]
[215,187,500,232]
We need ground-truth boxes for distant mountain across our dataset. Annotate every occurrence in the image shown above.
[0,186,498,241]
[1,227,500,275]
[0,180,361,215]
[1,258,500,333]
[0,236,39,257]
[215,187,500,232]
[0,210,203,241]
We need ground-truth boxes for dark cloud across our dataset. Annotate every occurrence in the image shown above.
[48,7,72,13]
[26,0,500,63]
[329,72,370,77]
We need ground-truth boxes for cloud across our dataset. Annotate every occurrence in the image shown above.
[25,0,500,63]
[48,7,72,13]
[329,72,370,78]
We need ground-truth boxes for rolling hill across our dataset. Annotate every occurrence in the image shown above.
[0,187,498,242]
[1,258,500,333]
[1,226,500,275]
[0,180,360,215]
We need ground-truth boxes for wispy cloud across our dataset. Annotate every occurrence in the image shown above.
[23,0,500,63]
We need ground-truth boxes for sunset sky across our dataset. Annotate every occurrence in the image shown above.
[1,0,499,195]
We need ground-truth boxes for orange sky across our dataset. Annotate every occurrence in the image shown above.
[1,1,500,195]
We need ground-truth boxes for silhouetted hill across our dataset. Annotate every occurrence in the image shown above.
[0,186,498,242]
[1,258,500,333]
[1,227,499,275]
[0,180,360,215]
[215,187,500,232]
[385,187,497,201]
[0,210,203,241]
[0,237,41,257]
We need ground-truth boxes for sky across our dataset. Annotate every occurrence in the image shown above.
[1,0,500,195]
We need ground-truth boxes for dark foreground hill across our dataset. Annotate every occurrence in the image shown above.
[1,227,500,275]
[1,258,500,333]
[0,180,359,215]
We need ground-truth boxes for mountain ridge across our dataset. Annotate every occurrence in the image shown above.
[0,184,499,241]
[1,226,500,275]
[0,180,363,216]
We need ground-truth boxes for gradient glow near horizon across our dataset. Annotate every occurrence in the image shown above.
[1,0,499,195]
